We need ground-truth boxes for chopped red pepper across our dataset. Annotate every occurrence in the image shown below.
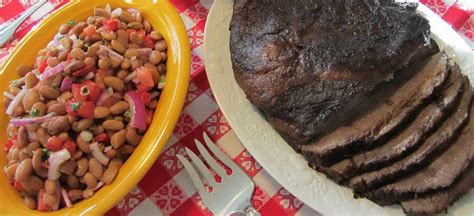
[63,140,77,155]
[72,84,88,102]
[37,189,51,211]
[77,101,95,119]
[139,91,152,104]
[37,58,47,73]
[136,67,155,88]
[94,133,109,142]
[82,81,103,102]
[13,181,23,191]
[103,19,119,31]
[72,64,94,77]
[45,136,64,152]
[5,137,15,150]
[143,35,155,49]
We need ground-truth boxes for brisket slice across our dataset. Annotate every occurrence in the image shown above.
[301,53,450,166]
[367,100,474,206]
[324,66,464,183]
[350,84,473,194]
[230,0,438,145]
[401,159,474,216]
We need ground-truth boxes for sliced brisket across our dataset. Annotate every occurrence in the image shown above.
[230,0,438,145]
[325,66,464,182]
[301,53,450,166]
[367,102,474,205]
[401,159,474,215]
[350,83,473,194]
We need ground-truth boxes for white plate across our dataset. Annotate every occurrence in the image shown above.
[203,1,474,215]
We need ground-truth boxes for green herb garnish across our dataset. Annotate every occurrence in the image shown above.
[124,111,132,118]
[71,102,81,112]
[31,109,39,117]
[67,20,77,26]
[41,149,50,161]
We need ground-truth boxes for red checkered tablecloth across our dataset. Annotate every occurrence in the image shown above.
[1,0,473,215]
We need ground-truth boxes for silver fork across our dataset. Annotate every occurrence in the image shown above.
[177,133,260,216]
[0,0,47,47]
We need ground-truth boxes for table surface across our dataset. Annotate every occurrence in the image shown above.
[1,0,473,215]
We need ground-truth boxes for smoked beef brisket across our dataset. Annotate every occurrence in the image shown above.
[230,0,438,145]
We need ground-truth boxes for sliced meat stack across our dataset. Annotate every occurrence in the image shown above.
[230,0,474,215]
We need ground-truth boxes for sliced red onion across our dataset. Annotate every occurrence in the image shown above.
[90,142,109,165]
[93,181,104,191]
[48,149,71,180]
[3,91,15,100]
[6,89,27,116]
[132,77,140,84]
[138,48,152,57]
[84,72,95,80]
[60,77,73,92]
[99,45,124,61]
[124,71,137,83]
[61,188,73,208]
[127,8,140,14]
[39,62,66,80]
[150,91,160,99]
[105,4,111,13]
[125,91,147,130]
[10,112,57,127]
[111,8,122,17]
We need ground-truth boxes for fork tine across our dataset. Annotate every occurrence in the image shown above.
[203,132,240,171]
[185,148,218,188]
[177,154,207,193]
[196,139,228,178]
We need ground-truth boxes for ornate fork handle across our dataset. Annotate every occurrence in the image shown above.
[228,206,260,216]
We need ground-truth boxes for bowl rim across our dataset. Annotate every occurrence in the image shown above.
[0,0,190,215]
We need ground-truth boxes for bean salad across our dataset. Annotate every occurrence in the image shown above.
[2,5,167,211]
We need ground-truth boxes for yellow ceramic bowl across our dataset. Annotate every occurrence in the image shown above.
[0,0,190,215]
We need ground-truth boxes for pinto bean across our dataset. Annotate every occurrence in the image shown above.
[149,50,162,65]
[104,76,124,92]
[25,72,39,89]
[103,119,124,131]
[101,166,119,185]
[98,58,111,70]
[155,40,167,51]
[24,196,37,210]
[21,175,43,192]
[38,85,60,99]
[45,179,57,195]
[94,7,110,17]
[47,103,67,116]
[69,190,83,201]
[120,12,135,23]
[43,192,58,207]
[124,49,139,58]
[23,89,40,112]
[60,160,77,175]
[19,151,32,161]
[111,40,126,54]
[65,175,79,189]
[119,145,135,155]
[94,107,110,119]
[88,158,104,179]
[37,128,50,145]
[111,130,126,149]
[47,116,71,135]
[82,189,94,199]
[23,142,40,156]
[17,65,33,77]
[31,102,47,116]
[110,101,129,115]
[83,172,97,188]
[76,157,88,176]
[6,163,19,182]
[76,136,91,154]
[109,158,123,168]
[17,126,28,148]
[58,24,71,34]
[72,22,88,36]
[15,158,33,182]
[32,149,43,172]
[73,119,94,132]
